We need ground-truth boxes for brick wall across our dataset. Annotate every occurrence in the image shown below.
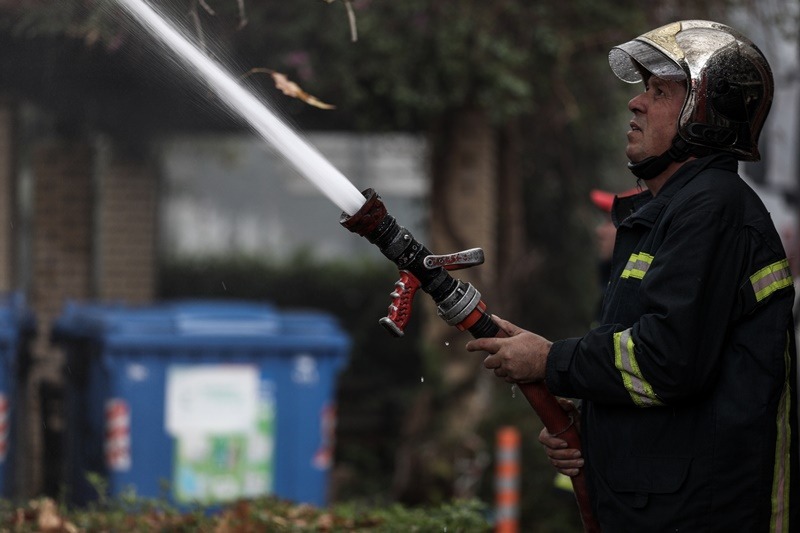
[18,133,159,498]
[96,143,157,304]
[27,137,158,341]
[30,140,94,334]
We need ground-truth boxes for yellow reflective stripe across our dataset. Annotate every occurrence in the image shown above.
[613,329,664,407]
[771,333,792,532]
[752,259,793,302]
[621,252,654,280]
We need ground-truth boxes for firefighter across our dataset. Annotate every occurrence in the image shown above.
[467,20,799,531]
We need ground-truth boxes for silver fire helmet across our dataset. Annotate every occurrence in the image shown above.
[609,20,774,161]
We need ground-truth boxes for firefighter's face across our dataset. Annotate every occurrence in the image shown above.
[625,75,686,163]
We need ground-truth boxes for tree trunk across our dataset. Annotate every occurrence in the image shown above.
[391,107,526,503]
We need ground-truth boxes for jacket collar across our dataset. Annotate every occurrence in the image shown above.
[612,154,738,228]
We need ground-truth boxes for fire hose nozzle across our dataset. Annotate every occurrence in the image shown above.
[382,249,485,335]
[340,189,494,337]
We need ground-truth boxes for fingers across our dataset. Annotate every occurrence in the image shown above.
[555,398,581,432]
[464,318,528,353]
[554,462,583,477]
[465,339,502,373]
[556,397,576,411]
[484,354,511,381]
[538,426,569,450]
[485,356,502,373]
[538,426,583,477]
[465,337,498,354]
[492,315,523,337]
[548,450,583,476]
[467,323,549,383]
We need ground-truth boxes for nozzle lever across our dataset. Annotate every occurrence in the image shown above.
[424,248,485,271]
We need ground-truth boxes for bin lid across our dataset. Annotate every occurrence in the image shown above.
[52,300,350,352]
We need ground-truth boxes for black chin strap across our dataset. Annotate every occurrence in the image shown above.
[628,136,696,180]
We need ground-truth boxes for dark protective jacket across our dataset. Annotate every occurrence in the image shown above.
[546,154,799,532]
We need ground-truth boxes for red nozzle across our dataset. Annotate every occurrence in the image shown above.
[340,189,387,237]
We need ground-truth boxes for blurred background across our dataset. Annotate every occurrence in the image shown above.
[0,0,797,530]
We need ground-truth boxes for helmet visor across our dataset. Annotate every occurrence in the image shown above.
[609,40,686,83]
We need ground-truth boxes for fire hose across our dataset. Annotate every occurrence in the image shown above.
[341,189,600,533]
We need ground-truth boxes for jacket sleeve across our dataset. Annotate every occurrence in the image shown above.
[546,193,756,406]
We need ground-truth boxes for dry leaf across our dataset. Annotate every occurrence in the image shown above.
[242,68,336,110]
[27,498,79,533]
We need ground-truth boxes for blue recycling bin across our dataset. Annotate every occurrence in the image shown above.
[0,292,34,499]
[52,300,350,508]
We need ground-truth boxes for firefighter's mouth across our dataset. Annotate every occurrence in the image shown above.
[630,121,642,132]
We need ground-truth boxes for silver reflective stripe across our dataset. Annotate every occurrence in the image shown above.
[751,259,793,303]
[495,477,518,492]
[495,506,518,521]
[496,448,519,463]
[614,328,664,407]
[621,252,654,280]
[770,333,792,532]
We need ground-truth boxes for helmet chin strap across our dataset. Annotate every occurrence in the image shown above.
[627,136,695,180]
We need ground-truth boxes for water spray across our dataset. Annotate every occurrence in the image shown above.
[115,0,365,215]
[115,1,597,530]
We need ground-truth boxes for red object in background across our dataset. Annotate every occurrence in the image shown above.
[495,426,520,533]
[590,187,641,212]
[105,399,131,471]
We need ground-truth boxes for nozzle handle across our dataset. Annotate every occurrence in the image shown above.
[424,248,485,271]
[379,270,421,337]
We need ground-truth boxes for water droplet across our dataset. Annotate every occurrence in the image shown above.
[222,281,227,291]
[511,385,516,398]
[444,341,450,347]
[421,376,425,383]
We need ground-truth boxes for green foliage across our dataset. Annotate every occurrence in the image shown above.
[1,0,649,130]
[3,494,491,532]
[4,0,794,134]
[5,1,787,135]
[366,499,490,532]
[3,0,122,43]
[251,0,651,129]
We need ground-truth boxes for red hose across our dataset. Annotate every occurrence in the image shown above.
[488,328,599,533]
[517,382,599,532]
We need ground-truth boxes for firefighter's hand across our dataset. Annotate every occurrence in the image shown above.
[539,398,583,477]
[465,316,552,383]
